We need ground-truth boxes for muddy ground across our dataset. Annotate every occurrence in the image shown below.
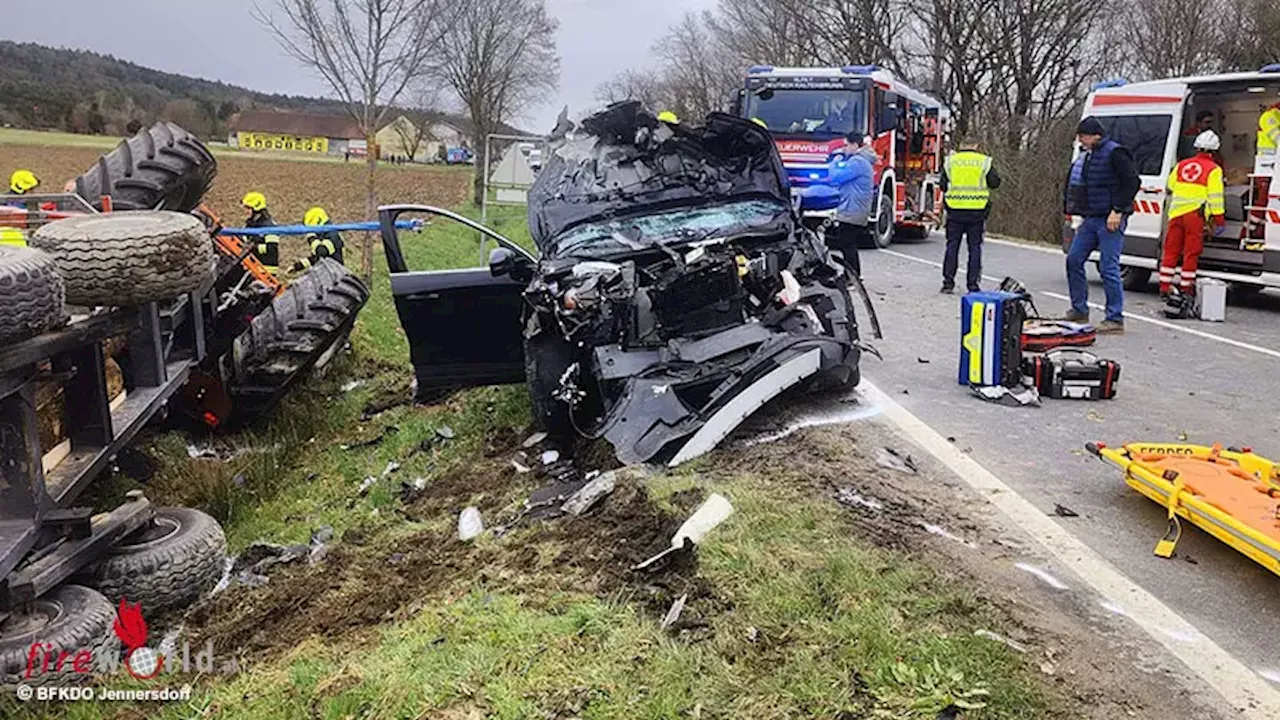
[181,386,1228,719]
[1,143,471,250]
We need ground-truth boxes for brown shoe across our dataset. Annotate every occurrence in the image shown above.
[1097,320,1125,334]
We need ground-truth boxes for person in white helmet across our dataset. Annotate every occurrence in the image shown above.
[1161,129,1226,296]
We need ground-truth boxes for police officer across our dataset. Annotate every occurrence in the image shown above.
[940,140,1000,294]
[290,206,345,272]
[241,192,280,275]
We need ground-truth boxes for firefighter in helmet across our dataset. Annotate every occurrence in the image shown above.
[242,192,280,275]
[9,170,38,195]
[290,206,345,272]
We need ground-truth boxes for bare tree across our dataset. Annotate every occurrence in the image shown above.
[1124,0,1226,78]
[653,14,742,120]
[434,0,559,205]
[776,0,906,71]
[596,69,670,110]
[704,0,814,67]
[903,0,1001,137]
[258,0,451,280]
[1218,0,1280,71]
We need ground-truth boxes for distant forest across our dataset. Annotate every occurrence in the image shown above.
[0,41,347,139]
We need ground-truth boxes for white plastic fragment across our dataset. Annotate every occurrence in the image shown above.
[1014,562,1069,590]
[634,493,735,570]
[511,460,531,474]
[522,432,548,448]
[562,471,618,516]
[661,593,688,630]
[975,629,1028,653]
[357,476,377,496]
[458,506,485,541]
[541,449,560,465]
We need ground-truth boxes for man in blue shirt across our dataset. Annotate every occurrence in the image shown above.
[827,135,878,280]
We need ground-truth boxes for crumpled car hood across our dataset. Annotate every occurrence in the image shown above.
[527,102,792,253]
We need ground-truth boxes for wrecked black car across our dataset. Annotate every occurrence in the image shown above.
[379,102,868,466]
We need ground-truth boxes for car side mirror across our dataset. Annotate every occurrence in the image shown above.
[489,247,534,283]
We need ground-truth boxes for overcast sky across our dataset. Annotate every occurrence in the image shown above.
[2,0,716,133]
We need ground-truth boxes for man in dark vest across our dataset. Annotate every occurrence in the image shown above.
[1063,116,1140,334]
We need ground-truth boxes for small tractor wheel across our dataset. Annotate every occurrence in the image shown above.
[73,122,217,213]
[0,245,67,344]
[30,211,215,307]
[0,585,119,686]
[84,507,227,615]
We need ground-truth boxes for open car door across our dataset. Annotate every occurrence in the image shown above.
[378,205,533,400]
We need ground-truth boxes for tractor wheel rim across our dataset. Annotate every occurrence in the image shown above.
[0,599,62,643]
[118,516,181,550]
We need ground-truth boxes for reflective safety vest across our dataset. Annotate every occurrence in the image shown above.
[1166,153,1224,220]
[255,234,280,274]
[944,151,994,210]
[1259,106,1280,153]
[0,227,26,247]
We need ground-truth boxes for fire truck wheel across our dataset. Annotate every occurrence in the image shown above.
[0,245,67,344]
[873,190,896,248]
[230,258,370,415]
[73,122,217,213]
[86,508,227,616]
[0,584,119,686]
[30,211,215,307]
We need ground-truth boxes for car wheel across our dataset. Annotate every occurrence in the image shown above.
[1120,266,1151,291]
[874,190,895,248]
[524,330,574,439]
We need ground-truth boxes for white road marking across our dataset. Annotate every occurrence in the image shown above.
[987,236,1064,255]
[861,380,1280,716]
[878,248,1280,361]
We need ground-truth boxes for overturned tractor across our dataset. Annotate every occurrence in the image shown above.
[0,122,368,678]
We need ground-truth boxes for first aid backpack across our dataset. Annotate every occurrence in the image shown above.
[959,290,1026,388]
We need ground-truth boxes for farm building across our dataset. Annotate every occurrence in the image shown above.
[229,111,368,157]
[376,115,474,163]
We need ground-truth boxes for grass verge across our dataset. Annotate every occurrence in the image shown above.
[2,204,1065,720]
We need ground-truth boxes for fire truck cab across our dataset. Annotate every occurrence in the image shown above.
[1080,68,1280,291]
[734,65,950,248]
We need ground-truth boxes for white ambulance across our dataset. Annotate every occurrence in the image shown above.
[1078,67,1280,291]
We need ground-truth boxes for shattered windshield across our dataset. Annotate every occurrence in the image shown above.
[552,200,788,256]
[745,88,868,138]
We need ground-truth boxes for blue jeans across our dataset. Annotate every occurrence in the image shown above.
[1066,216,1126,322]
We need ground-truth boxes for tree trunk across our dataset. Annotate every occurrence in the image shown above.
[473,138,488,207]
[362,131,378,285]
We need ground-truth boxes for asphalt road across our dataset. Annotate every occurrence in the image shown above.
[859,234,1280,683]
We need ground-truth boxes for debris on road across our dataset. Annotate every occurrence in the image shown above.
[511,459,531,474]
[522,431,548,449]
[661,593,688,630]
[458,506,485,541]
[971,383,1041,407]
[634,493,734,570]
[357,476,377,496]
[975,629,1029,654]
[381,461,400,478]
[875,446,918,473]
[1053,503,1079,518]
[400,476,429,503]
[835,487,885,512]
[541,449,561,465]
[920,521,975,548]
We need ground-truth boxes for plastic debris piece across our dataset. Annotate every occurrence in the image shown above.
[661,594,688,630]
[458,507,485,541]
[382,461,401,478]
[357,476,377,496]
[875,447,918,473]
[541,449,561,465]
[1053,503,1079,518]
[437,425,456,440]
[522,431,548,448]
[975,629,1028,653]
[311,525,335,544]
[512,459,531,474]
[634,494,734,570]
[562,471,618,516]
[340,379,365,392]
[835,487,884,511]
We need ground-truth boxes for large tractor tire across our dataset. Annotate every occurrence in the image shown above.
[30,211,216,307]
[0,246,66,344]
[84,507,227,616]
[0,585,119,686]
[74,122,217,213]
[230,259,369,414]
